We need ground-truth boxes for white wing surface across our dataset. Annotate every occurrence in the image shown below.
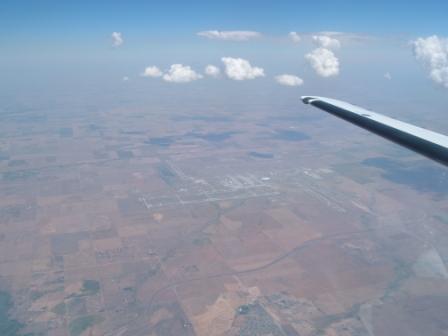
[302,96,448,167]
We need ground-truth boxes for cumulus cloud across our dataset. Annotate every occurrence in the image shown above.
[305,48,340,77]
[163,64,202,83]
[412,35,448,88]
[112,32,123,47]
[197,30,261,41]
[141,66,163,78]
[289,32,301,43]
[205,65,221,77]
[312,35,341,49]
[221,57,265,80]
[122,76,129,81]
[275,74,304,87]
[384,72,392,80]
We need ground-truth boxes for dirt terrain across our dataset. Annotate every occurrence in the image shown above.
[1,92,447,336]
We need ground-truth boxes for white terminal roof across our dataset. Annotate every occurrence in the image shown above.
[302,96,448,149]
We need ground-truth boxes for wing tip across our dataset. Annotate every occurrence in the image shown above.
[301,96,320,104]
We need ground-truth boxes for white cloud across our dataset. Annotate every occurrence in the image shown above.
[141,66,163,78]
[122,76,129,81]
[163,64,202,83]
[313,31,373,43]
[205,65,221,77]
[289,32,301,43]
[384,72,392,80]
[312,35,341,49]
[197,30,261,41]
[412,35,448,88]
[221,57,265,80]
[112,32,123,47]
[305,48,340,77]
[275,74,304,87]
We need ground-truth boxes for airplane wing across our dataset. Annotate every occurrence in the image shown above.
[301,96,448,167]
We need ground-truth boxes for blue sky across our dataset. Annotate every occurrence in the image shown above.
[1,0,447,127]
[2,1,448,42]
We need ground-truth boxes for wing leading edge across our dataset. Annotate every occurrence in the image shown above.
[302,96,448,167]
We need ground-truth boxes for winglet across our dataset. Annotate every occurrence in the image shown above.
[301,96,318,104]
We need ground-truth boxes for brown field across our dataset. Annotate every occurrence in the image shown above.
[0,94,447,336]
